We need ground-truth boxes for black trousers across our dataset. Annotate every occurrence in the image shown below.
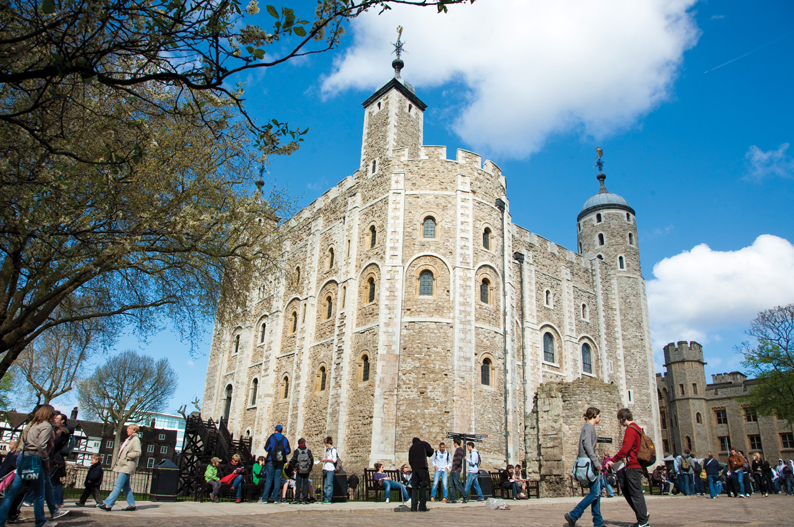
[295,474,310,502]
[619,468,649,524]
[410,468,429,510]
[449,470,465,501]
[79,484,102,504]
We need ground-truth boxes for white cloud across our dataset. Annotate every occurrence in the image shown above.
[322,0,700,158]
[745,143,794,181]
[647,235,794,353]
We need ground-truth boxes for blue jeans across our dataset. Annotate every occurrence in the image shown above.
[0,464,46,527]
[733,470,745,496]
[323,470,335,502]
[232,475,244,499]
[678,473,692,495]
[569,476,603,527]
[786,477,794,495]
[104,472,135,508]
[260,461,283,502]
[694,474,704,494]
[430,470,448,499]
[600,474,614,497]
[383,479,410,501]
[707,474,721,498]
[463,471,483,500]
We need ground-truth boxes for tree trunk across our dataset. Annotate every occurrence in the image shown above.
[111,421,124,469]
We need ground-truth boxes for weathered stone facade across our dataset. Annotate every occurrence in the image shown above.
[201,63,661,489]
[657,341,794,463]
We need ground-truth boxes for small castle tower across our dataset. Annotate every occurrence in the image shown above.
[359,27,426,176]
[662,341,712,455]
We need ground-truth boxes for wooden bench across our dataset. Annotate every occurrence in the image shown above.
[195,463,263,502]
[489,471,511,499]
[363,468,404,501]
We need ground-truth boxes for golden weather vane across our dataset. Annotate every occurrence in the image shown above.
[595,147,604,173]
[392,26,406,59]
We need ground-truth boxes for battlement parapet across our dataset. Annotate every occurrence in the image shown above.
[663,341,704,365]
[710,371,747,385]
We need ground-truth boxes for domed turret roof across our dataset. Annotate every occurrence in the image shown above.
[577,173,635,221]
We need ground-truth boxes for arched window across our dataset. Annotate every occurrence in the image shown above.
[423,217,436,238]
[480,279,490,304]
[233,334,240,354]
[291,311,298,333]
[341,286,346,308]
[481,358,491,386]
[326,296,333,319]
[370,226,376,248]
[419,271,433,296]
[543,333,555,363]
[618,256,625,269]
[628,232,634,245]
[250,378,259,406]
[582,343,593,374]
[686,436,692,451]
[362,355,370,382]
[696,412,702,424]
[223,384,233,421]
[598,233,605,246]
[281,375,290,399]
[596,213,602,223]
[295,266,301,285]
[327,248,334,270]
[544,290,552,307]
[318,366,327,392]
[626,212,631,222]
[597,254,604,261]
[259,322,267,343]
[581,304,588,320]
[483,228,491,250]
[368,277,376,303]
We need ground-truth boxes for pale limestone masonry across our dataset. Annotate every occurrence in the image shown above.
[657,341,794,463]
[201,62,661,493]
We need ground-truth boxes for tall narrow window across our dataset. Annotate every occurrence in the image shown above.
[233,334,240,354]
[626,212,631,222]
[481,358,491,386]
[223,385,233,421]
[341,286,346,308]
[419,271,433,296]
[480,279,490,304]
[291,311,298,333]
[596,213,602,223]
[618,256,625,269]
[543,333,555,363]
[692,383,699,396]
[545,290,552,307]
[370,226,376,248]
[423,217,436,238]
[368,277,376,303]
[598,233,605,246]
[628,232,634,245]
[371,159,377,174]
[696,412,702,424]
[319,366,327,392]
[362,355,370,382]
[295,267,301,285]
[327,248,334,269]
[483,228,491,250]
[581,304,588,320]
[260,323,267,343]
[326,296,333,319]
[686,436,692,451]
[582,343,592,374]
[282,375,289,399]
[579,242,583,253]
[250,378,258,406]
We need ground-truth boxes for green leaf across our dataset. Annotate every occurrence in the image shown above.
[41,0,56,13]
[246,46,254,53]
[267,5,278,17]
[293,26,306,37]
[253,49,265,60]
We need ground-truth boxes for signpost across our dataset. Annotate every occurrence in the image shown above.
[446,432,489,488]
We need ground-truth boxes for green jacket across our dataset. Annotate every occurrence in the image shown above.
[205,464,220,482]
[253,463,264,485]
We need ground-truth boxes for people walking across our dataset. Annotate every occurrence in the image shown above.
[448,439,466,503]
[606,408,649,527]
[99,423,141,511]
[408,437,433,512]
[462,441,484,503]
[703,451,722,498]
[429,442,451,503]
[76,453,104,506]
[564,407,604,527]
[288,438,314,504]
[319,436,337,504]
[728,448,747,497]
[260,425,291,504]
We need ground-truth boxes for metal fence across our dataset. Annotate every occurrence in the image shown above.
[65,464,151,495]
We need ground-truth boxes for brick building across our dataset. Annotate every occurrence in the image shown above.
[202,57,661,490]
[657,341,794,463]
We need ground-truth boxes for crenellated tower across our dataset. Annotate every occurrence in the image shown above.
[661,341,712,454]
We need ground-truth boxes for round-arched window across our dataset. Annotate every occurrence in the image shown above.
[423,217,436,238]
[481,358,491,386]
[480,279,490,304]
[368,277,376,303]
[543,333,555,363]
[582,343,593,374]
[419,270,433,296]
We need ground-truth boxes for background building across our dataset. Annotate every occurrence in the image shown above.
[202,58,661,491]
[657,341,794,462]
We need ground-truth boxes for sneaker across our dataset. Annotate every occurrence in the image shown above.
[98,504,112,511]
[476,498,485,501]
[322,500,331,505]
[430,497,435,502]
[74,502,85,507]
[564,512,577,527]
[42,522,58,527]
[122,506,137,511]
[442,498,447,503]
[404,499,411,507]
[385,498,390,503]
[739,494,745,498]
[635,522,650,527]
[52,510,70,520]
[236,499,242,503]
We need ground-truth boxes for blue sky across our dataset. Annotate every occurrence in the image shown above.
[53,0,794,416]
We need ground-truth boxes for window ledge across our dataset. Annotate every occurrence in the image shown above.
[581,371,596,378]
[542,361,560,368]
[246,405,257,410]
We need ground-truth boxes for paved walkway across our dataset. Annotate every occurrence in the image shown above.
[46,494,794,526]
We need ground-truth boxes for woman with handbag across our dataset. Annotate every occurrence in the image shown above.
[0,404,56,527]
[565,407,604,527]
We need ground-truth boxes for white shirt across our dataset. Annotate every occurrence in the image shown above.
[323,446,337,472]
[433,450,451,471]
[467,449,480,472]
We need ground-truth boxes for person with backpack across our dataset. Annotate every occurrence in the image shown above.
[703,452,722,498]
[675,449,693,496]
[691,452,704,495]
[429,442,451,503]
[564,406,604,527]
[288,438,314,504]
[260,424,291,504]
[462,441,484,503]
[605,408,649,527]
[319,436,337,504]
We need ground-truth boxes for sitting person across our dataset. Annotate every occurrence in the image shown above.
[205,457,223,502]
[500,465,524,499]
[400,464,412,491]
[252,456,266,487]
[374,463,410,505]
[281,462,296,502]
[220,454,247,503]
[650,464,671,495]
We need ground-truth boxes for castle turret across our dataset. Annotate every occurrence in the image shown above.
[662,341,712,455]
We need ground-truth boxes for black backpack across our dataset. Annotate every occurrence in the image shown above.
[296,448,312,474]
[272,435,285,463]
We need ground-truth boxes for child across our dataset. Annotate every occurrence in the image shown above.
[289,438,314,504]
[77,454,104,506]
[252,456,266,487]
[205,457,222,502]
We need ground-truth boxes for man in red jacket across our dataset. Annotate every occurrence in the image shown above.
[605,408,649,527]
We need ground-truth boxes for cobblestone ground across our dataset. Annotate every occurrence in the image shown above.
[47,494,794,527]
